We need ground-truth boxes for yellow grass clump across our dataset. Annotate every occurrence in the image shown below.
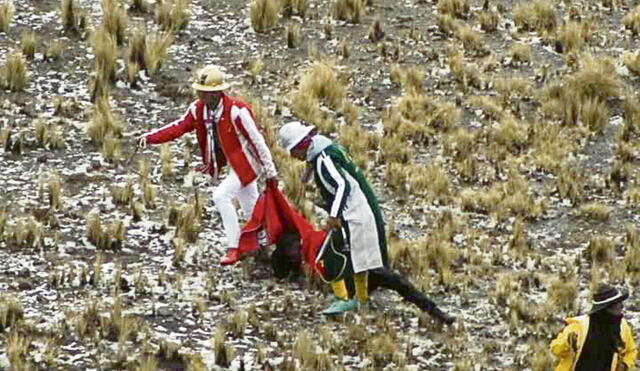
[249,0,281,33]
[60,0,87,34]
[623,5,640,35]
[282,0,308,19]
[156,0,190,33]
[100,0,128,45]
[145,30,174,78]
[513,0,556,33]
[88,96,124,144]
[285,22,301,48]
[437,0,469,19]
[19,31,38,60]
[0,1,13,33]
[478,9,499,32]
[1,50,28,92]
[90,31,117,84]
[333,0,363,24]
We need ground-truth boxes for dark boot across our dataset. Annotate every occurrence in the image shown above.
[429,306,455,325]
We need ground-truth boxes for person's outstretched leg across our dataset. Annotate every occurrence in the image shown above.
[369,268,455,325]
[212,171,243,249]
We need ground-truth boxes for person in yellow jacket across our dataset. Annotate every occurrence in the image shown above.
[550,283,637,370]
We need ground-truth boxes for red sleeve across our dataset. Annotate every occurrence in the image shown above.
[145,102,197,144]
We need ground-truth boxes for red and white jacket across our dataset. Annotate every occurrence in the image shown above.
[142,93,277,186]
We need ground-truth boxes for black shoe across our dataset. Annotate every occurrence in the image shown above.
[429,306,455,325]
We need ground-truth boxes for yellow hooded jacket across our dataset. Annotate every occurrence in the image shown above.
[550,315,637,371]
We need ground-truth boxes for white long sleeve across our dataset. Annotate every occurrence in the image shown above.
[230,105,277,178]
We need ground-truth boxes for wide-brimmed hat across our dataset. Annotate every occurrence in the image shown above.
[191,65,230,92]
[589,283,629,314]
[278,121,315,153]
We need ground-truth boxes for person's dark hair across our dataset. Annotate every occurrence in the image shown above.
[270,231,303,279]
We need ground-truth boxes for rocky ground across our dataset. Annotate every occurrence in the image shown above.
[2,0,640,369]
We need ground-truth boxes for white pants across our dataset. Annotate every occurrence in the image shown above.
[211,170,259,248]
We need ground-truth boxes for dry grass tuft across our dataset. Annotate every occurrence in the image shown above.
[88,96,124,144]
[44,39,65,62]
[588,235,615,266]
[579,202,612,221]
[513,0,556,32]
[130,0,149,13]
[339,124,378,169]
[333,0,363,23]
[145,30,174,78]
[60,0,87,34]
[4,216,44,249]
[160,143,173,178]
[211,327,234,367]
[509,43,531,64]
[100,0,128,45]
[249,0,281,33]
[142,179,157,208]
[546,275,577,312]
[448,50,483,90]
[285,22,301,48]
[623,52,640,76]
[368,19,385,42]
[478,9,499,32]
[491,115,529,154]
[90,31,117,84]
[623,5,640,35]
[290,60,349,130]
[156,0,190,33]
[436,14,461,35]
[624,224,640,281]
[282,0,308,18]
[455,24,486,55]
[437,0,469,19]
[540,56,619,128]
[102,135,122,162]
[460,173,544,220]
[1,50,28,92]
[110,178,134,205]
[0,296,24,331]
[48,173,63,210]
[556,21,589,54]
[293,330,328,369]
[384,92,460,144]
[87,212,126,250]
[0,1,13,33]
[127,25,147,72]
[228,310,247,338]
[20,31,38,60]
[580,96,609,132]
[175,203,201,242]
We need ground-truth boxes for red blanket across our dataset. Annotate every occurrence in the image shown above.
[238,182,326,272]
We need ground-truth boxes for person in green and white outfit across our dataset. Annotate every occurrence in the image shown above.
[277,121,455,324]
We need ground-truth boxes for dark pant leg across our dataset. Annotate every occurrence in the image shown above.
[368,267,437,312]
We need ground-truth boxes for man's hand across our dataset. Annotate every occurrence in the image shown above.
[137,135,147,149]
[325,217,342,230]
[568,332,578,353]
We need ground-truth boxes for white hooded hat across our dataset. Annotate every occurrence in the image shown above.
[278,121,315,153]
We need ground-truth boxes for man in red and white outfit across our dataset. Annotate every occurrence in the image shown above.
[138,65,277,265]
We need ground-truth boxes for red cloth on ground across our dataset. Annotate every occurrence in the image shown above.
[238,182,326,273]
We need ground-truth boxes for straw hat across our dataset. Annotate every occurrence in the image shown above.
[191,65,230,92]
